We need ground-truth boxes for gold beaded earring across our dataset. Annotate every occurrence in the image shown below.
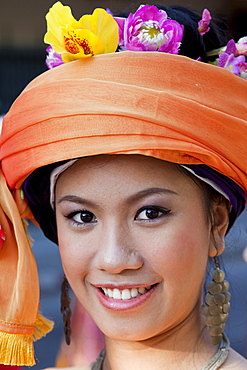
[61,275,72,345]
[202,257,230,345]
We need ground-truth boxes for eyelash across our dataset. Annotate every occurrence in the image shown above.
[135,206,171,221]
[65,206,171,227]
[66,210,97,227]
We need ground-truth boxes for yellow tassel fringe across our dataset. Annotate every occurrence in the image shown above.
[0,331,35,366]
[0,313,54,366]
[33,312,54,341]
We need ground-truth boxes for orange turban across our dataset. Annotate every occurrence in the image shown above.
[2,52,247,191]
[0,51,247,365]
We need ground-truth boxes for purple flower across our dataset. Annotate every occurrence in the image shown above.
[218,39,246,76]
[45,46,64,69]
[106,8,114,16]
[198,9,211,36]
[225,39,236,55]
[114,5,184,53]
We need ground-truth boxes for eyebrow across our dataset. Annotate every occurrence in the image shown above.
[57,195,97,208]
[57,188,178,206]
[125,187,178,204]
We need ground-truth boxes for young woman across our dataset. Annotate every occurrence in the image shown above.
[0,2,247,369]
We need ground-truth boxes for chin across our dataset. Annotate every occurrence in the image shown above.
[94,318,161,342]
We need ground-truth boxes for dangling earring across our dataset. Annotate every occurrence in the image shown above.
[202,256,230,345]
[61,275,72,345]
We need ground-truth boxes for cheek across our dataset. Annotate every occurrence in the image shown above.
[142,214,210,281]
[56,227,90,281]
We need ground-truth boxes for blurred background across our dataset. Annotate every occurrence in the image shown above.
[0,0,247,369]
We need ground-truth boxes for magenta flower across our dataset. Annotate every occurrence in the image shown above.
[198,9,211,36]
[114,5,184,53]
[45,46,64,69]
[218,39,246,76]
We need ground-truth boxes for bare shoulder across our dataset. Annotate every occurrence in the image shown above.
[222,348,247,369]
[44,366,91,370]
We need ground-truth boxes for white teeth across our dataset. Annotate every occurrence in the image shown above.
[101,285,153,300]
[131,288,138,298]
[113,288,121,299]
[107,288,113,298]
[122,289,131,300]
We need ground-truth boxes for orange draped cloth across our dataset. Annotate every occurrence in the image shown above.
[0,51,246,366]
[1,52,247,193]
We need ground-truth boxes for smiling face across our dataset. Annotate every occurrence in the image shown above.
[55,154,219,341]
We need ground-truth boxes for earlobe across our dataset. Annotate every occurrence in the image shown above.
[208,200,230,257]
[208,230,225,257]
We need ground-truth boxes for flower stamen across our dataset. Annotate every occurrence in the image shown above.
[138,21,165,49]
[64,31,93,55]
[64,36,80,54]
[77,39,93,56]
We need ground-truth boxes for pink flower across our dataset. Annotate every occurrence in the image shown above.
[239,62,247,79]
[218,39,246,76]
[236,37,247,56]
[198,9,211,36]
[45,46,64,69]
[114,5,184,53]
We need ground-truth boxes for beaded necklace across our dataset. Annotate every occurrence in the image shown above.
[91,335,229,370]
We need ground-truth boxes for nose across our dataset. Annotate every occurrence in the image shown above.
[94,222,143,274]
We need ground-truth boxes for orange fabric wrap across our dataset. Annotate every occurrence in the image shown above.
[0,168,54,366]
[0,170,39,334]
[1,51,247,195]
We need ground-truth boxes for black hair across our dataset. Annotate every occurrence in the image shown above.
[23,161,64,244]
[177,165,231,234]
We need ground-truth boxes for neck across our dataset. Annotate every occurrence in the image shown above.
[103,303,216,370]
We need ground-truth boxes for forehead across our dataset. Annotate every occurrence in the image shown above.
[55,154,201,199]
[57,154,181,182]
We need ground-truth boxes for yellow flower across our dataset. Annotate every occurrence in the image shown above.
[44,1,119,62]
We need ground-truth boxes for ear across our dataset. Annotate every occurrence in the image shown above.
[208,199,230,257]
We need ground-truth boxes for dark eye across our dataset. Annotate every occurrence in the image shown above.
[135,206,170,221]
[67,211,97,225]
